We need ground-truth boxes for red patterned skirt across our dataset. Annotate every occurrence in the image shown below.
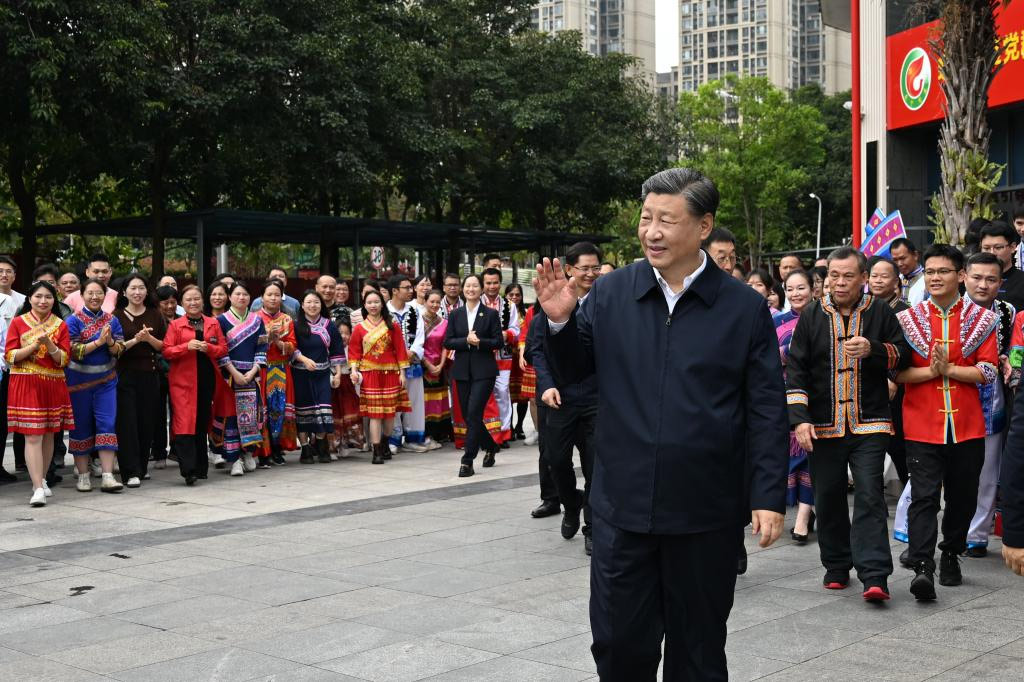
[358,369,411,419]
[332,373,362,437]
[7,373,75,434]
[450,380,508,448]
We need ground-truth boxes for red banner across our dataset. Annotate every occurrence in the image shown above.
[887,2,1024,130]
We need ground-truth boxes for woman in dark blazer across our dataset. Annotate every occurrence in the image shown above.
[444,274,502,477]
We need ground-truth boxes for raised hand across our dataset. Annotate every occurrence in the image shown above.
[533,258,579,324]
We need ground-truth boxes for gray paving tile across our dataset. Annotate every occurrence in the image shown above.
[410,544,527,568]
[328,559,445,587]
[382,566,516,597]
[290,587,440,620]
[50,581,200,615]
[44,630,218,674]
[0,645,32,664]
[470,553,589,579]
[0,602,93,635]
[63,545,185,571]
[422,655,592,681]
[955,588,1024,621]
[0,615,155,654]
[433,611,588,654]
[163,565,362,606]
[0,589,42,610]
[929,653,1024,681]
[885,610,1024,652]
[0,560,94,588]
[318,638,497,682]
[992,636,1024,659]
[113,594,265,629]
[758,663,888,681]
[0,657,107,681]
[240,620,410,664]
[513,632,597,674]
[725,619,869,663]
[800,636,981,680]
[420,523,534,545]
[171,604,336,641]
[249,667,365,682]
[726,653,792,681]
[111,647,298,682]
[353,600,508,636]
[111,555,246,581]
[350,536,465,560]
[788,588,934,634]
[256,549,383,574]
[5,570,149,601]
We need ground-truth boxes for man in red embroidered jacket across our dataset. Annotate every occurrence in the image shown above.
[896,244,999,601]
[481,268,520,444]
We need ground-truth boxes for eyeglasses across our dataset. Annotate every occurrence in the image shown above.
[981,243,1011,252]
[572,266,602,274]
[924,268,958,277]
[712,254,737,266]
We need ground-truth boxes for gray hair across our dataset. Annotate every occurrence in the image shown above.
[827,246,868,274]
[641,168,720,218]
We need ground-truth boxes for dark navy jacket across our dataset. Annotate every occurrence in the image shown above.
[1002,382,1024,548]
[542,256,789,535]
[526,305,597,407]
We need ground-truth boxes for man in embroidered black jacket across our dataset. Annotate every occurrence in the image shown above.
[786,246,911,601]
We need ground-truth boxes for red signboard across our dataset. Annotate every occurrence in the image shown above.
[887,2,1024,130]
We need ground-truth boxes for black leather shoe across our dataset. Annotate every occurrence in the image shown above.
[899,548,914,569]
[482,450,496,468]
[500,441,510,449]
[458,463,474,478]
[317,440,332,464]
[382,443,393,460]
[185,475,197,487]
[585,535,593,556]
[939,550,962,586]
[791,530,808,544]
[963,546,987,558]
[299,445,315,463]
[371,444,385,465]
[531,500,560,518]
[737,544,747,575]
[910,562,937,600]
[561,507,582,539]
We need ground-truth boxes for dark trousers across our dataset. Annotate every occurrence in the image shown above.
[0,370,26,471]
[906,438,985,566]
[175,387,214,480]
[543,400,596,535]
[889,393,909,484]
[809,433,893,583]
[590,517,737,682]
[152,373,170,460]
[536,403,559,504]
[115,369,160,480]
[456,377,496,464]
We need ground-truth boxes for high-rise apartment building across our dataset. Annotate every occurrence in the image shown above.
[530,1,656,82]
[676,0,850,95]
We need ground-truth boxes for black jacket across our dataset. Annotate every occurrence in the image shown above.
[444,303,501,381]
[1000,266,1024,313]
[543,256,789,535]
[527,305,597,406]
[1003,384,1024,547]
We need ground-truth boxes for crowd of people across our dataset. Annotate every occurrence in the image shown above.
[0,252,562,507]
[702,209,1024,602]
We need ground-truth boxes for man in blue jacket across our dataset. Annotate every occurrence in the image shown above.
[534,167,788,681]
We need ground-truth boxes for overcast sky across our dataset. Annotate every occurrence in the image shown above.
[656,0,679,72]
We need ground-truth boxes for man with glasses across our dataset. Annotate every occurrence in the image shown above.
[527,242,602,551]
[787,246,909,601]
[441,272,463,318]
[63,253,118,312]
[386,275,428,453]
[980,220,1024,312]
[895,244,998,600]
[703,227,738,272]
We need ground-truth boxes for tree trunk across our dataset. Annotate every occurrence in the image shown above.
[150,139,170,279]
[5,144,37,290]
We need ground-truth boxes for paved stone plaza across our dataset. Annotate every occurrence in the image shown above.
[2,439,1024,681]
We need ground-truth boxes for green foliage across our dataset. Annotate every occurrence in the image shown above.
[677,75,826,266]
[929,150,1005,244]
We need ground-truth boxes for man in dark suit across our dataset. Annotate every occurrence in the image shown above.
[534,168,788,681]
[443,274,503,477]
[527,241,603,556]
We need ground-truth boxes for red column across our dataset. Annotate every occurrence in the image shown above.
[851,0,863,247]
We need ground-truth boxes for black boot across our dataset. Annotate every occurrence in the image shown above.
[299,444,315,464]
[316,438,332,463]
[371,443,385,465]
[381,439,393,460]
[910,561,937,600]
[939,550,962,586]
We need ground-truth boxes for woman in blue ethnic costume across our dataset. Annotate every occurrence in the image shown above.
[212,282,267,477]
[292,291,345,464]
[66,279,125,493]
[773,270,815,543]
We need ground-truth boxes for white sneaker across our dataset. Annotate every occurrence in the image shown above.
[100,473,123,493]
[41,480,52,497]
[76,473,92,492]
[524,432,539,446]
[388,443,400,455]
[214,455,226,469]
[230,460,244,476]
[90,460,102,477]
[404,442,428,453]
[329,452,338,461]
[241,453,257,472]
[125,476,141,488]
[30,488,46,507]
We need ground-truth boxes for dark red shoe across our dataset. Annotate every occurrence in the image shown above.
[823,570,849,590]
[862,585,891,602]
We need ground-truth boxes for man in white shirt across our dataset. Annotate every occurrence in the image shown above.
[0,256,25,312]
[0,285,16,482]
[62,253,118,312]
[481,268,520,444]
[387,275,428,453]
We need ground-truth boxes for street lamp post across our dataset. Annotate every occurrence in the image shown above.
[809,193,823,259]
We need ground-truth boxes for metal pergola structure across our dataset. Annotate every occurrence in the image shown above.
[41,209,612,289]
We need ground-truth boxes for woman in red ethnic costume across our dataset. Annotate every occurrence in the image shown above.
[516,301,538,444]
[256,279,298,467]
[4,281,74,507]
[348,290,409,465]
